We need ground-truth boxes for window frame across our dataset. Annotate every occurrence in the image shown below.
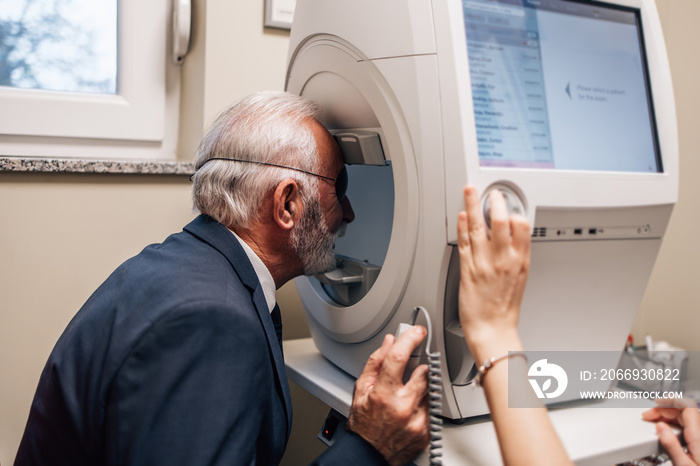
[0,0,174,160]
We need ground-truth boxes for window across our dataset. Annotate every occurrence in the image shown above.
[0,0,117,94]
[0,0,178,160]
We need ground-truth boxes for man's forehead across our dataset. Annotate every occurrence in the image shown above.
[309,119,344,171]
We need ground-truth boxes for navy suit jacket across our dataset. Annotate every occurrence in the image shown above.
[15,215,388,466]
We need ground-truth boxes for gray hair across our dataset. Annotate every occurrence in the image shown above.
[191,91,322,229]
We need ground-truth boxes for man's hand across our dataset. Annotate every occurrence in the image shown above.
[347,327,429,466]
[642,399,700,465]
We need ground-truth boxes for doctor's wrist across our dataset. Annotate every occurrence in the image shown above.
[465,328,523,365]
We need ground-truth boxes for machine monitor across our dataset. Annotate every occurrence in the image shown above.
[286,0,677,419]
[464,0,661,173]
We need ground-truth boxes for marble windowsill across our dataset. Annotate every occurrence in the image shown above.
[0,157,195,176]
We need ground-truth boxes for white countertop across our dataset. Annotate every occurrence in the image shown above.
[284,338,667,466]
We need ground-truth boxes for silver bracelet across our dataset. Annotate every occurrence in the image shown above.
[475,352,527,386]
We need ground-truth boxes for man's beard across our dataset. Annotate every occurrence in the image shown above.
[291,194,346,276]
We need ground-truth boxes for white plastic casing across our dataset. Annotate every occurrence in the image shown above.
[286,0,678,419]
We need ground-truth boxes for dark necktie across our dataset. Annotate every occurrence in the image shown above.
[271,303,283,348]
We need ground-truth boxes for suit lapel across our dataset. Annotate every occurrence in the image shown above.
[183,215,293,440]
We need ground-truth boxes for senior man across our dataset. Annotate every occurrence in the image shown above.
[15,92,429,466]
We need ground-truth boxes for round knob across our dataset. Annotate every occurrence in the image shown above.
[482,186,526,229]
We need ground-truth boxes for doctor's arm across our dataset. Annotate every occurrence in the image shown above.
[457,186,572,466]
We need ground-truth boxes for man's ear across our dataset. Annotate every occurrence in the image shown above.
[273,178,301,231]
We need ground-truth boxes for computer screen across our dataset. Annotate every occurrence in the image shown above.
[463,0,661,172]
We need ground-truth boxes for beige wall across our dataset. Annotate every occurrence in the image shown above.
[630,0,700,352]
[0,173,196,462]
[177,0,293,161]
[1,0,698,464]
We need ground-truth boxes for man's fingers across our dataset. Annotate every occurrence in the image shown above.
[356,334,393,393]
[405,363,429,398]
[657,422,694,466]
[376,326,426,386]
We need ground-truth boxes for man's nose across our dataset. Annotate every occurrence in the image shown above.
[341,196,355,224]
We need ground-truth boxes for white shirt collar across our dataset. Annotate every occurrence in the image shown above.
[229,229,276,314]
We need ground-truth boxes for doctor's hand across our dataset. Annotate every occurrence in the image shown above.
[456,187,572,466]
[347,327,430,466]
[457,186,531,362]
[642,399,700,465]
